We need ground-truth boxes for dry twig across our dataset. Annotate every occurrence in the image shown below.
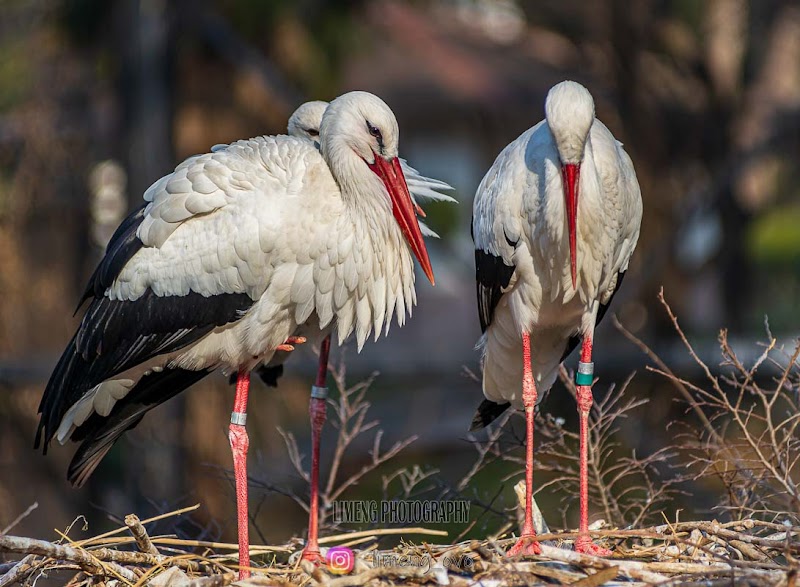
[620,289,800,522]
[125,514,160,556]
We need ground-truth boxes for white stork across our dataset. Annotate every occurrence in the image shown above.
[471,81,642,556]
[282,98,454,563]
[287,99,457,239]
[36,91,439,577]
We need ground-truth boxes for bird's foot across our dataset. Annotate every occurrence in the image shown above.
[301,546,323,564]
[506,535,541,557]
[574,536,611,556]
[276,336,307,352]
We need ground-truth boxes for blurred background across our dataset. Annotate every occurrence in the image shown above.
[1,0,799,546]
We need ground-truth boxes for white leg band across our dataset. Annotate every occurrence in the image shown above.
[311,385,328,400]
[230,412,247,426]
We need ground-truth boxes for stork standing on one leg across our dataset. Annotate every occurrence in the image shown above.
[36,91,439,578]
[471,81,642,556]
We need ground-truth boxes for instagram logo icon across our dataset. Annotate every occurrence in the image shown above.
[326,546,355,575]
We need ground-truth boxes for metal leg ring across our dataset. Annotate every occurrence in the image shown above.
[311,385,328,400]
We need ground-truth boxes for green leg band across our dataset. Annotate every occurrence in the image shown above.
[575,361,594,386]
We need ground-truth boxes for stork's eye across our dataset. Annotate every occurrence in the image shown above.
[306,128,319,137]
[366,122,382,140]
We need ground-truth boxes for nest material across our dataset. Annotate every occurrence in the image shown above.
[1,505,798,587]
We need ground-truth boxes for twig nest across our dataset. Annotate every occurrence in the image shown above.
[148,566,191,587]
[588,519,608,531]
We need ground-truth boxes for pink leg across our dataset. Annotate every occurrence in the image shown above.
[507,332,541,557]
[301,336,331,563]
[229,370,252,579]
[573,337,612,556]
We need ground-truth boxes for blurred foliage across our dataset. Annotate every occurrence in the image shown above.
[218,0,366,97]
[749,206,800,264]
[0,37,32,113]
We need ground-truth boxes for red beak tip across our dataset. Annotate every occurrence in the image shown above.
[420,264,435,286]
[372,156,435,289]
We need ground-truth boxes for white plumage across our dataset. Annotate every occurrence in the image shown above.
[286,100,457,238]
[473,81,642,409]
[471,80,642,557]
[37,91,441,485]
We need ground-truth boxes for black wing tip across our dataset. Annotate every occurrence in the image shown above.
[65,367,212,486]
[68,444,114,487]
[73,299,87,317]
[36,334,83,452]
[469,399,511,431]
[33,420,47,453]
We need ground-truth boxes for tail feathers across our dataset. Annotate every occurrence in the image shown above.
[67,367,211,487]
[470,399,511,431]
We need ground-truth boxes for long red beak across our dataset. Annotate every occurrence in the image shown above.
[562,163,580,289]
[368,156,435,285]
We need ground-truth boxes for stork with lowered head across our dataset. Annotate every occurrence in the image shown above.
[471,81,642,556]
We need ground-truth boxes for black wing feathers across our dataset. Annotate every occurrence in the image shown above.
[75,290,253,370]
[469,399,511,431]
[67,367,212,486]
[37,201,255,455]
[77,204,148,310]
[37,290,253,452]
[475,249,515,333]
[256,364,284,387]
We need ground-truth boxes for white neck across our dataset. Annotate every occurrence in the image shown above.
[322,140,408,271]
[324,145,416,348]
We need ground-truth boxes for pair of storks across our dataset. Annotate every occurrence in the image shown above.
[37,82,642,573]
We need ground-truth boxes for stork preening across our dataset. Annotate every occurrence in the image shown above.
[36,91,444,578]
[471,81,642,556]
[287,100,457,239]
